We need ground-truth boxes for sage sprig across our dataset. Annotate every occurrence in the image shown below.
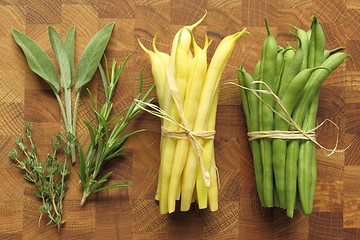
[11,22,115,164]
[78,55,155,205]
[8,122,71,230]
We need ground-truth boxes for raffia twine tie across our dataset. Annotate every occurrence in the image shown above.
[247,130,316,141]
[134,66,219,188]
[229,80,347,156]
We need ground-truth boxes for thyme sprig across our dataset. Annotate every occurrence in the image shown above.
[8,122,71,230]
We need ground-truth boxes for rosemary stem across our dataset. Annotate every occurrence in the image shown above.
[80,188,90,206]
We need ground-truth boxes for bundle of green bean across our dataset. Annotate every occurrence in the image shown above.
[238,17,350,217]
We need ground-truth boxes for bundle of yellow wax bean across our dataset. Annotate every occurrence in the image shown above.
[238,17,350,218]
[138,12,248,214]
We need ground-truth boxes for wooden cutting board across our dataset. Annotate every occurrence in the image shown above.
[1,0,359,239]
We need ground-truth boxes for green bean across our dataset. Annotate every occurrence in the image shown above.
[271,43,294,183]
[280,67,329,116]
[291,55,347,149]
[285,140,299,217]
[238,66,251,131]
[291,25,310,71]
[277,39,303,99]
[324,47,345,59]
[286,52,350,217]
[298,90,319,215]
[276,44,295,98]
[308,16,325,68]
[309,137,317,211]
[272,67,327,209]
[253,60,261,80]
[273,181,281,208]
[238,66,265,206]
[273,47,285,95]
[259,19,278,207]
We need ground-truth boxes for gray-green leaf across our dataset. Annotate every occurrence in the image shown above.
[64,26,75,87]
[48,26,72,89]
[11,28,60,93]
[75,22,115,91]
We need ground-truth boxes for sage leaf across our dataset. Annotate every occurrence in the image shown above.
[11,28,60,93]
[75,22,115,91]
[64,26,75,87]
[48,26,72,89]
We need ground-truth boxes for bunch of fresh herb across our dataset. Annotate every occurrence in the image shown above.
[11,22,115,164]
[8,122,71,229]
[78,55,155,205]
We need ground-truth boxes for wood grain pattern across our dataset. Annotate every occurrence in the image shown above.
[0,0,359,239]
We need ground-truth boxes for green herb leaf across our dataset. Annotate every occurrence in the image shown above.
[95,171,113,185]
[11,28,60,93]
[83,121,96,146]
[78,143,87,190]
[94,109,109,140]
[64,26,75,87]
[103,146,127,162]
[86,88,98,122]
[98,64,109,100]
[75,22,115,91]
[48,26,72,89]
[93,183,131,193]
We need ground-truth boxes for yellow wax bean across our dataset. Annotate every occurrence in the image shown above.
[168,41,209,213]
[174,28,193,100]
[206,90,219,211]
[199,29,248,116]
[192,33,204,56]
[181,30,247,211]
[208,155,218,211]
[159,28,194,214]
[138,39,168,202]
[137,39,166,109]
[185,34,209,98]
[176,177,181,200]
[169,11,207,67]
[151,35,170,202]
[187,34,212,209]
[196,88,219,210]
[152,34,170,68]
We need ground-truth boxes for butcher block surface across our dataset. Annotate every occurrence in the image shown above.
[1,0,360,239]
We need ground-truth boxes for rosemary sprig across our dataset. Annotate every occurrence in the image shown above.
[78,55,155,205]
[8,122,71,230]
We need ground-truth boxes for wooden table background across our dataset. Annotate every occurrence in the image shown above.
[0,0,360,239]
